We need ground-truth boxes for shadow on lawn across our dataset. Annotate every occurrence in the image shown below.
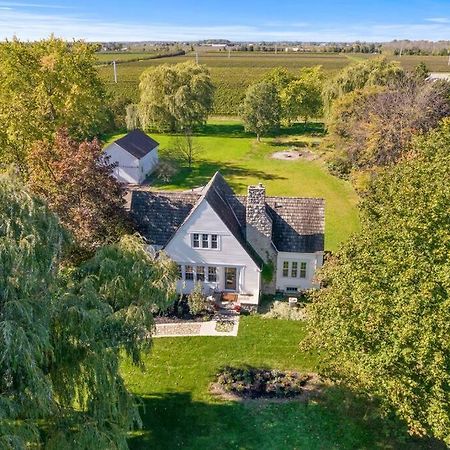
[128,389,445,450]
[152,161,287,192]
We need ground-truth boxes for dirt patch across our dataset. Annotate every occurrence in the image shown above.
[271,149,317,161]
[210,372,325,403]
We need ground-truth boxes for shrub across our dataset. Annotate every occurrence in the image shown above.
[216,366,309,398]
[263,301,307,321]
[187,283,211,316]
[215,320,234,332]
[154,158,179,182]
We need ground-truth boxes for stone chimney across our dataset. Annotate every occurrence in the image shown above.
[246,183,274,263]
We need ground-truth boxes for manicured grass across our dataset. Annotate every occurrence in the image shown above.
[106,119,360,251]
[122,317,428,449]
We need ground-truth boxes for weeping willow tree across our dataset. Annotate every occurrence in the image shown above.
[0,174,177,449]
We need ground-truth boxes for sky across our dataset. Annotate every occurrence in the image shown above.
[1,0,450,42]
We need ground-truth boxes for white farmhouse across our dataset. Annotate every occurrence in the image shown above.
[104,130,159,184]
[130,172,324,309]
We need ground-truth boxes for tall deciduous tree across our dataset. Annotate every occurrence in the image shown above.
[307,120,450,445]
[0,37,109,171]
[241,81,280,141]
[27,129,128,257]
[325,76,450,179]
[322,57,404,116]
[139,61,214,132]
[0,174,178,448]
[280,66,324,123]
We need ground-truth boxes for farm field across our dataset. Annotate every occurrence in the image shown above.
[106,119,359,251]
[95,51,158,64]
[98,51,450,114]
[122,316,434,449]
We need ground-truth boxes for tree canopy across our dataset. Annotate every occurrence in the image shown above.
[139,61,214,132]
[0,174,178,448]
[325,76,450,181]
[0,37,109,172]
[307,120,450,444]
[240,81,280,141]
[322,57,404,116]
[27,129,128,258]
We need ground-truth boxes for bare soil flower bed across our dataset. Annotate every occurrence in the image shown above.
[214,366,316,399]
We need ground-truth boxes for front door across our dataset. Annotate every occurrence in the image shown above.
[224,267,237,291]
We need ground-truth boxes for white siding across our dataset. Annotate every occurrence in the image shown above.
[104,142,140,184]
[164,198,261,303]
[138,146,159,183]
[104,143,159,185]
[275,251,323,292]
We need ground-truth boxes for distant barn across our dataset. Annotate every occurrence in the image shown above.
[104,130,159,185]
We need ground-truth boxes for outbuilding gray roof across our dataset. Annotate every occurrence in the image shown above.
[114,129,159,159]
[130,172,325,256]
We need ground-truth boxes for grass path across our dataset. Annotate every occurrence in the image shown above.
[106,119,360,251]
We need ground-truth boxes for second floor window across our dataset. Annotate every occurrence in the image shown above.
[192,234,200,248]
[191,233,220,250]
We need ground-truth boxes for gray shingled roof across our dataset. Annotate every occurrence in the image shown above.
[114,129,159,159]
[130,191,200,245]
[130,172,325,256]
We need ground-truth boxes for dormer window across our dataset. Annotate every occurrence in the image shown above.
[191,233,220,250]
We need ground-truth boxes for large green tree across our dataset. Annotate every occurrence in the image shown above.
[138,61,214,132]
[0,37,109,171]
[307,120,450,444]
[0,174,178,449]
[322,57,404,116]
[240,81,280,141]
[280,66,324,123]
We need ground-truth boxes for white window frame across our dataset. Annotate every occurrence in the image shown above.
[299,261,307,279]
[185,265,194,281]
[207,266,217,282]
[190,233,220,250]
[282,261,289,277]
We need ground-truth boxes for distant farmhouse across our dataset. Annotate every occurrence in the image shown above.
[105,130,159,184]
[131,172,325,309]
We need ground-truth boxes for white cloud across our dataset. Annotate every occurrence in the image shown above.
[1,8,450,42]
[425,17,450,23]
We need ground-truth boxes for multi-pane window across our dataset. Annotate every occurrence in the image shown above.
[208,266,217,282]
[177,265,182,279]
[291,262,298,278]
[192,233,200,248]
[282,261,307,278]
[196,266,205,281]
[299,262,307,278]
[191,233,220,249]
[282,261,289,277]
[185,265,194,280]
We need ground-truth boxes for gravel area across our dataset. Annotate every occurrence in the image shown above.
[155,323,202,336]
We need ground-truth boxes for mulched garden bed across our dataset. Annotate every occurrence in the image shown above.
[210,367,323,402]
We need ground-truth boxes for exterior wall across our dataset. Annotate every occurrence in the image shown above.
[164,198,261,304]
[275,251,324,292]
[104,143,159,185]
[104,143,140,184]
[138,146,159,183]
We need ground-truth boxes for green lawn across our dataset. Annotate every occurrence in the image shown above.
[106,119,359,251]
[122,317,430,449]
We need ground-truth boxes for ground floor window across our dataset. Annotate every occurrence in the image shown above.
[196,266,205,281]
[185,265,194,280]
[208,266,217,282]
[282,260,308,279]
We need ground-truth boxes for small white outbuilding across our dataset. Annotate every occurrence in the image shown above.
[104,130,159,184]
